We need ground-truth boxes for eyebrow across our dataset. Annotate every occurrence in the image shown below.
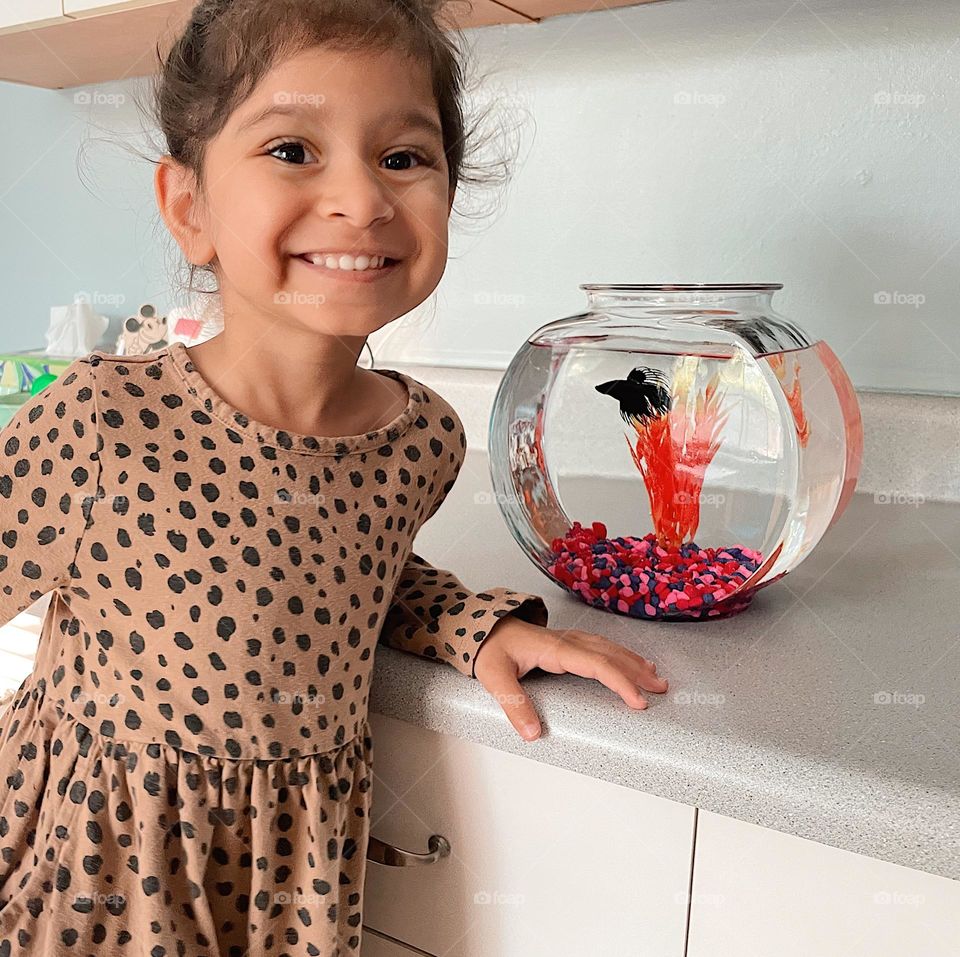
[236,103,444,141]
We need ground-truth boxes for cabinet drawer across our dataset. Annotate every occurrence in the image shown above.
[687,810,960,957]
[365,712,694,957]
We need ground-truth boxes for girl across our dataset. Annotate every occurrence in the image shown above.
[0,0,667,952]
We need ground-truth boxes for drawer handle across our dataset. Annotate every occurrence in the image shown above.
[367,833,451,867]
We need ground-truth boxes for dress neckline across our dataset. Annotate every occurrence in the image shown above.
[164,339,421,457]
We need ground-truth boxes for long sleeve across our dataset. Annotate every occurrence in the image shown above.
[0,356,101,625]
[378,410,549,679]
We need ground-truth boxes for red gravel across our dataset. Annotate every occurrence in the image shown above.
[548,520,763,620]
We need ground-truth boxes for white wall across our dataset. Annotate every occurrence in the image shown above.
[1,0,956,394]
[372,0,960,395]
[0,79,163,353]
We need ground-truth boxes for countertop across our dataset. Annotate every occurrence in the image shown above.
[369,448,960,882]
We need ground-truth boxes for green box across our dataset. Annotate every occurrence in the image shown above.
[0,349,77,429]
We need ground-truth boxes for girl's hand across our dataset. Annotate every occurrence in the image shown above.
[473,617,668,742]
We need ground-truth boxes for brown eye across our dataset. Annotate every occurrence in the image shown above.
[267,140,316,165]
[383,150,429,171]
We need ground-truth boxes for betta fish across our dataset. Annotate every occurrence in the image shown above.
[595,366,672,429]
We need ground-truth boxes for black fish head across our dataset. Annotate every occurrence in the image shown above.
[595,379,623,397]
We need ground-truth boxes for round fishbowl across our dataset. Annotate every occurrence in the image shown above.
[489,284,863,621]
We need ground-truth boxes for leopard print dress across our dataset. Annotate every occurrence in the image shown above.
[0,342,548,955]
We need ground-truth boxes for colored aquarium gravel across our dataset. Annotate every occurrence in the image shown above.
[548,520,764,620]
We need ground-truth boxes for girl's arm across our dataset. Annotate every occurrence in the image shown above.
[379,509,668,740]
[378,418,548,680]
[381,407,668,741]
[378,402,668,742]
[379,548,548,679]
[0,357,101,625]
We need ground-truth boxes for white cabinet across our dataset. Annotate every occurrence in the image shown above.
[62,0,174,17]
[686,810,960,957]
[362,718,959,955]
[0,593,49,718]
[364,712,695,957]
[0,1,67,36]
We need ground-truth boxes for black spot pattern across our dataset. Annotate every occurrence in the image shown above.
[0,343,548,954]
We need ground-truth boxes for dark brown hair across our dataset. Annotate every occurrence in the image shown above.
[136,0,519,298]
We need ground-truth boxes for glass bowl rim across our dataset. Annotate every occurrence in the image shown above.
[579,283,784,292]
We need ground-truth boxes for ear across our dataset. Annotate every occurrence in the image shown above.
[155,155,216,267]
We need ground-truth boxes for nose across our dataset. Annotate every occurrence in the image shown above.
[313,154,396,228]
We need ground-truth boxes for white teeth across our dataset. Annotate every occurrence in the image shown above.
[301,253,389,271]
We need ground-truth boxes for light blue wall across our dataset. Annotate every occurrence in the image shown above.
[2,0,959,394]
[0,75,174,353]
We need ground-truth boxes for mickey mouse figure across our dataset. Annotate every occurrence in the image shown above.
[119,303,168,355]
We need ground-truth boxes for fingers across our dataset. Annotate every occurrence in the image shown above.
[623,652,666,691]
[590,655,653,710]
[476,628,669,741]
[560,636,668,705]
[576,631,667,694]
[598,663,650,709]
[479,656,543,742]
[637,666,669,693]
[614,642,662,679]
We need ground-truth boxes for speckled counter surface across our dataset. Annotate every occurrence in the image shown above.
[369,448,960,882]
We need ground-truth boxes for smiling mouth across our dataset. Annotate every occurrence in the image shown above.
[290,254,403,283]
[293,253,400,272]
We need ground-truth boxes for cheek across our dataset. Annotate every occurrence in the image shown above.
[427,225,450,279]
[422,238,449,283]
[211,177,290,261]
[411,194,451,267]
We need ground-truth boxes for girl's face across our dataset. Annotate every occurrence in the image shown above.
[187,45,453,341]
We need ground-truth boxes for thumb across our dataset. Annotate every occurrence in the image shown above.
[481,658,543,742]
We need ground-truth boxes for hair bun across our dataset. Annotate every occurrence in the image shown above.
[191,0,232,29]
